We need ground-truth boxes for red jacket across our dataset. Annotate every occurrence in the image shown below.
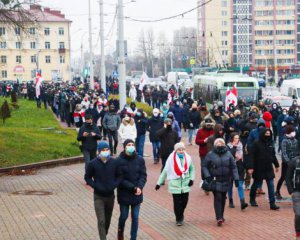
[195,127,214,159]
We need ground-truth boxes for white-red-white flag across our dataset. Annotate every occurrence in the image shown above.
[225,84,238,110]
[139,72,149,91]
[35,72,44,98]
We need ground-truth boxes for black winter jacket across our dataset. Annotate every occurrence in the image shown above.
[156,127,179,158]
[85,157,121,197]
[147,116,164,142]
[286,156,300,194]
[117,152,147,205]
[187,109,201,130]
[77,123,102,151]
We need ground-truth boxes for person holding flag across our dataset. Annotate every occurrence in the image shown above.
[35,71,44,108]
[225,83,238,111]
[139,72,149,103]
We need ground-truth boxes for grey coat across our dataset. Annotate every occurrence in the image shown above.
[103,112,121,131]
[202,149,239,192]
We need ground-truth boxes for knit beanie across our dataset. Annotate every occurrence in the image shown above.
[285,125,295,135]
[123,139,135,148]
[164,118,172,123]
[174,142,185,151]
[97,141,109,151]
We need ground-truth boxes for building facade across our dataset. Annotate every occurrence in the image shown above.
[198,0,298,71]
[0,5,71,82]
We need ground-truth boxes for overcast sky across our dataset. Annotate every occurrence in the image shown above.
[39,0,197,58]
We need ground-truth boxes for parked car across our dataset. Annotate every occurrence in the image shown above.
[257,78,266,88]
[264,95,294,110]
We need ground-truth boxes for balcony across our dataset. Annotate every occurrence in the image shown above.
[58,48,66,54]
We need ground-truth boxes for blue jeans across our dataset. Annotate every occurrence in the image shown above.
[250,179,275,203]
[136,134,145,157]
[152,141,160,160]
[118,204,140,240]
[228,180,245,200]
[188,129,195,144]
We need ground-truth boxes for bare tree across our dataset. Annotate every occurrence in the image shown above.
[137,29,148,69]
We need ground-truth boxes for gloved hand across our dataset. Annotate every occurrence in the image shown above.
[155,184,160,191]
[188,180,194,187]
[235,180,239,188]
[206,176,213,183]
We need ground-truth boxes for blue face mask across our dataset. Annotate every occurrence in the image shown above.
[100,150,110,158]
[177,152,184,158]
[136,112,141,117]
[126,146,135,155]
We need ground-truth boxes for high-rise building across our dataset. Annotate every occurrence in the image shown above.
[198,0,298,72]
[0,5,71,82]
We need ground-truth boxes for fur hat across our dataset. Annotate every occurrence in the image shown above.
[174,142,185,151]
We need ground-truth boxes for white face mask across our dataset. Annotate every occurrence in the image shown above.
[124,116,130,121]
[153,113,159,117]
[287,131,296,138]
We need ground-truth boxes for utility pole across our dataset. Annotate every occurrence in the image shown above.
[170,45,173,71]
[88,0,94,90]
[118,0,126,108]
[99,0,106,92]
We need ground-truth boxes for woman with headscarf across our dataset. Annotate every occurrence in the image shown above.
[155,142,195,226]
[202,138,239,226]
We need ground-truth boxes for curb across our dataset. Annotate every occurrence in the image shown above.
[0,156,83,174]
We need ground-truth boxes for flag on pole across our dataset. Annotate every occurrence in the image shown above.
[225,83,238,110]
[139,72,149,91]
[35,72,44,98]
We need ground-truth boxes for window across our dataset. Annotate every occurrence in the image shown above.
[0,27,5,36]
[221,10,227,16]
[44,27,50,36]
[29,27,35,35]
[45,56,51,63]
[60,55,65,63]
[222,21,227,26]
[58,27,64,35]
[59,42,65,49]
[221,0,227,7]
[222,40,228,46]
[45,42,51,49]
[31,55,36,63]
[30,42,36,49]
[16,55,21,63]
[15,27,20,35]
[222,31,228,36]
[1,70,7,78]
[1,56,7,64]
[222,50,228,56]
[0,42,6,49]
[16,42,21,49]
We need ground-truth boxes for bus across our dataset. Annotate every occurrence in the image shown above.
[193,72,261,104]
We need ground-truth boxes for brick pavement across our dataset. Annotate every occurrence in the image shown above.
[0,135,295,240]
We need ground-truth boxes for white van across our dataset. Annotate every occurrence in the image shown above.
[167,72,189,86]
[280,79,300,105]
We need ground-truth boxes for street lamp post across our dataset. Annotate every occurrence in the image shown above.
[88,0,94,90]
[99,0,106,92]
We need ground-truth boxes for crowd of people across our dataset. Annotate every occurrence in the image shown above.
[4,78,300,240]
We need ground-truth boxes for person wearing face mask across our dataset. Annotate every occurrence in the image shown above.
[118,114,137,144]
[129,85,137,102]
[270,103,280,143]
[187,103,201,145]
[134,109,148,158]
[84,141,121,240]
[160,102,170,120]
[127,102,137,115]
[224,112,238,143]
[227,133,248,210]
[116,139,147,240]
[77,114,102,171]
[148,108,164,164]
[206,124,225,153]
[169,99,184,129]
[279,115,295,153]
[103,105,121,156]
[156,118,180,172]
[202,138,239,226]
[248,129,280,210]
[276,125,300,200]
[167,112,181,141]
[155,142,195,226]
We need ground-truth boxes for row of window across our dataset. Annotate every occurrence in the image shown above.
[255,0,294,6]
[0,55,65,64]
[0,41,65,49]
[255,40,295,45]
[0,27,65,36]
[255,20,295,26]
[255,59,295,65]
[254,30,295,36]
[255,10,295,17]
[255,49,295,55]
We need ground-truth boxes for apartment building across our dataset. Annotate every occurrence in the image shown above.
[0,4,71,82]
[198,0,298,71]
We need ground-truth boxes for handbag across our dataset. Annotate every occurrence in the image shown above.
[201,179,216,192]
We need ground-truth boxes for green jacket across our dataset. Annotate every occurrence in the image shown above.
[157,161,195,194]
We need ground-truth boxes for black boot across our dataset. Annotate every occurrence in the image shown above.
[117,228,124,240]
[275,191,283,200]
[250,198,258,207]
[270,202,280,210]
[229,199,235,208]
[240,199,248,210]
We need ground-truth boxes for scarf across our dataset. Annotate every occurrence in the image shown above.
[164,151,192,180]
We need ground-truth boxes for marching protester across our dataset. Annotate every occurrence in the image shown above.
[202,138,239,226]
[155,142,195,226]
[118,113,137,144]
[116,139,147,240]
[134,109,148,158]
[77,114,102,171]
[187,103,201,145]
[85,141,121,240]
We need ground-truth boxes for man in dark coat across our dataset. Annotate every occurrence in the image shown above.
[147,108,164,164]
[77,114,102,171]
[248,129,280,210]
[156,118,179,172]
[116,139,147,240]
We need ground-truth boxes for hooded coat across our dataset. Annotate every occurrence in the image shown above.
[195,120,215,158]
[118,118,137,143]
[248,129,279,180]
[206,124,224,153]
